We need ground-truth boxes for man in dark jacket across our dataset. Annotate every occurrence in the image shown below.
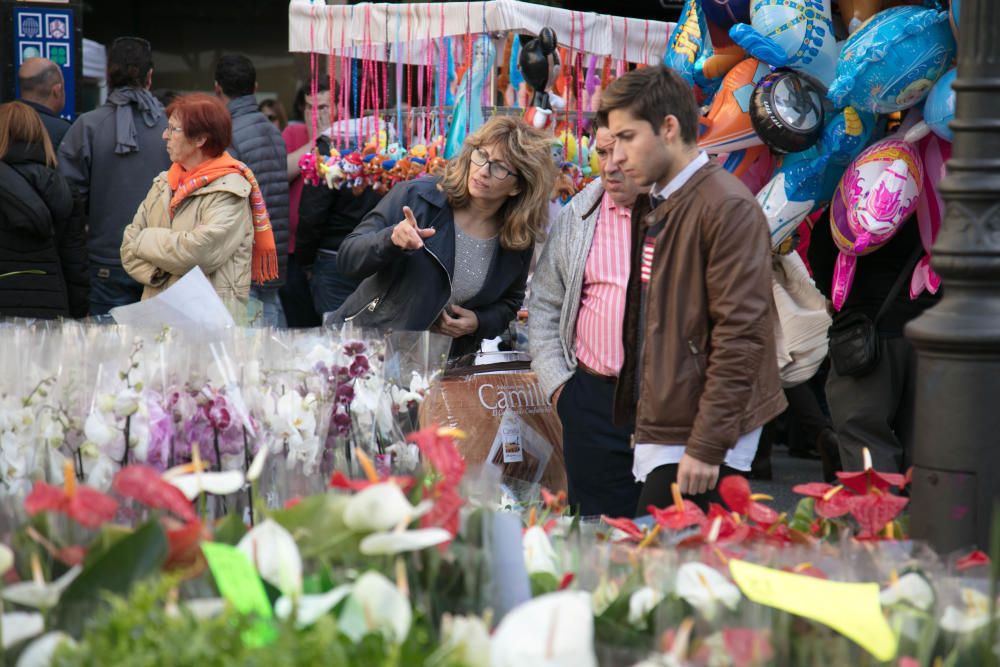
[598,66,786,512]
[296,134,382,318]
[18,58,71,149]
[58,37,170,316]
[214,54,290,327]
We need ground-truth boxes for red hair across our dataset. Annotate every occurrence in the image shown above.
[166,93,231,158]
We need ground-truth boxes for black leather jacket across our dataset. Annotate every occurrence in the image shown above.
[332,177,531,356]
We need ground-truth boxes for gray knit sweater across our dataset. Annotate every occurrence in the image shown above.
[528,178,606,401]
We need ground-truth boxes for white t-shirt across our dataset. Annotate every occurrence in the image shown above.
[632,151,760,483]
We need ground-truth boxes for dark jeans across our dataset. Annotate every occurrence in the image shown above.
[279,253,321,328]
[826,335,916,474]
[557,368,641,518]
[250,286,287,328]
[310,251,359,320]
[636,464,742,514]
[89,262,143,316]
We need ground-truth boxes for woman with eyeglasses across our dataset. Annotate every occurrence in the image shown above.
[120,93,278,309]
[332,115,555,356]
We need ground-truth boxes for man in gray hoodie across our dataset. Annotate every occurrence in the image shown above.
[529,126,645,518]
[214,54,290,327]
[58,36,170,316]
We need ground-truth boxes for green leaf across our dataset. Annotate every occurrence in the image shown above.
[81,525,133,568]
[529,571,560,597]
[790,497,817,533]
[54,520,168,638]
[271,494,359,560]
[213,511,248,546]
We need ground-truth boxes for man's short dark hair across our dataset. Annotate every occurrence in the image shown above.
[19,62,61,97]
[108,36,154,89]
[215,55,256,99]
[597,66,699,145]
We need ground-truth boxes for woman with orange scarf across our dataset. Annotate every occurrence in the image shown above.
[121,93,277,307]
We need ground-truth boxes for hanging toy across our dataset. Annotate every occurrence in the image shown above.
[829,135,924,310]
[506,35,526,108]
[579,135,593,178]
[556,130,579,164]
[729,0,841,88]
[827,5,955,114]
[749,69,825,154]
[341,152,365,189]
[697,57,770,154]
[445,34,497,159]
[299,151,321,187]
[518,27,560,130]
[757,105,875,248]
[583,55,603,113]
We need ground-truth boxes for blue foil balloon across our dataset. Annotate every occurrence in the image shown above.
[827,6,956,114]
[664,0,709,86]
[729,0,841,88]
[444,35,495,160]
[924,67,956,142]
[701,0,751,29]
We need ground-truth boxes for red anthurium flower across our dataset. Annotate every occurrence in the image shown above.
[164,517,209,574]
[898,658,920,667]
[648,483,707,531]
[114,465,197,523]
[541,488,568,514]
[601,516,645,543]
[956,549,991,572]
[408,426,466,487]
[847,493,908,538]
[56,545,87,567]
[719,476,780,525]
[420,483,463,538]
[329,470,416,494]
[835,448,905,494]
[792,482,853,519]
[25,463,119,529]
[723,627,775,667]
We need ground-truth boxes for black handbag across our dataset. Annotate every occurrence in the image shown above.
[827,246,923,378]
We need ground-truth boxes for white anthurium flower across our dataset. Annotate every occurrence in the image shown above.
[359,528,452,556]
[940,588,992,634]
[342,482,429,533]
[15,631,75,667]
[1,612,44,649]
[628,586,665,628]
[491,591,598,667]
[431,613,491,667]
[237,519,303,597]
[3,566,82,610]
[880,572,935,611]
[592,576,621,617]
[675,562,741,621]
[0,544,13,576]
[275,584,352,629]
[338,571,412,644]
[168,469,245,501]
[522,525,559,577]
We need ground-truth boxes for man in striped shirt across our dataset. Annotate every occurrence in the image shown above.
[529,126,645,517]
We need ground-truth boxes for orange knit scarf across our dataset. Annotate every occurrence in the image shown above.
[167,152,278,284]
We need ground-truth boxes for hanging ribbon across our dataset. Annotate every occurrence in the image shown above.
[439,4,447,142]
[395,7,402,146]
[406,7,413,146]
[327,7,335,145]
[577,13,585,167]
[309,2,319,142]
[465,2,473,135]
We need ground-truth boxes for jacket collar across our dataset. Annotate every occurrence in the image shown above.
[226,95,260,117]
[645,159,719,222]
[21,99,59,120]
[2,142,46,165]
[570,178,605,219]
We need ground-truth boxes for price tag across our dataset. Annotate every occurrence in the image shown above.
[729,559,898,662]
[202,542,277,646]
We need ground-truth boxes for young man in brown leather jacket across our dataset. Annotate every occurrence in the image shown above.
[597,66,786,513]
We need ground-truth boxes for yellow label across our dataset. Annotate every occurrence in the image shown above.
[729,559,898,661]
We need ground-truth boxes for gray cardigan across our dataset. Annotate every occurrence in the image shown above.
[528,178,606,401]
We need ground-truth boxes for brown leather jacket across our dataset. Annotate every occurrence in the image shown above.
[614,160,786,465]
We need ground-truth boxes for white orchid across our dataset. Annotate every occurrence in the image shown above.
[237,519,303,596]
[274,391,320,471]
[880,572,934,611]
[342,482,429,533]
[940,588,992,634]
[338,571,412,644]
[675,562,741,621]
[522,525,559,577]
[491,591,598,667]
[385,442,420,472]
[628,586,665,628]
[83,411,116,449]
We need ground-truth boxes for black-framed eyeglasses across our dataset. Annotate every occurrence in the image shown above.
[470,147,517,180]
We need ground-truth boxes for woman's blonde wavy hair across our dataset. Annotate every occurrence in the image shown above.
[438,116,556,251]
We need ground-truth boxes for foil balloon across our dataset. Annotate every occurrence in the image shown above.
[697,58,770,153]
[729,0,841,88]
[911,132,950,298]
[665,0,710,86]
[827,5,956,114]
[699,0,750,80]
[923,67,955,142]
[518,28,559,108]
[950,0,960,39]
[829,138,924,310]
[506,37,525,108]
[757,106,875,248]
[836,0,883,34]
[445,35,496,160]
[750,69,825,154]
[701,0,751,28]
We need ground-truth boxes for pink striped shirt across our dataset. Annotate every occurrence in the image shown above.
[574,193,632,377]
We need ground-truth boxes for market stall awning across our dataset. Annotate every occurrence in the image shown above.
[288,0,674,66]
